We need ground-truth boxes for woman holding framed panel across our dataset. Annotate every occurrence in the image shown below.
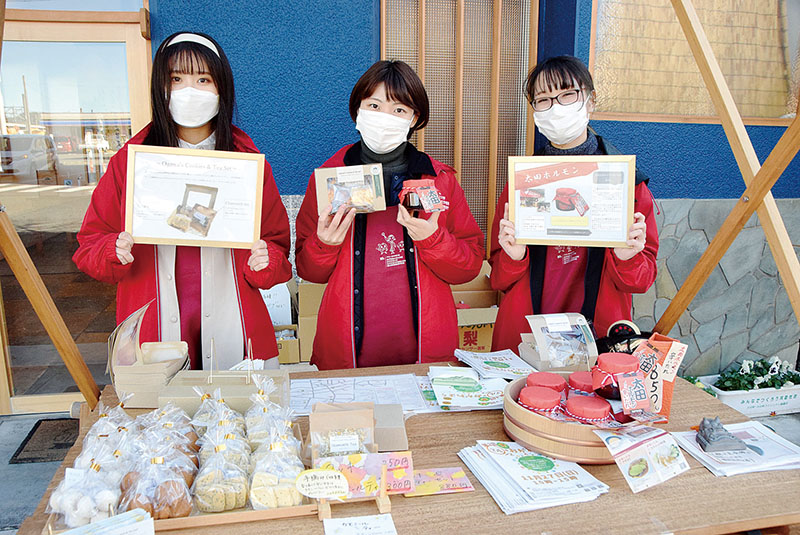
[73,32,292,369]
[295,60,484,370]
[490,56,659,352]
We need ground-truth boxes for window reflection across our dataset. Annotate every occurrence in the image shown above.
[0,40,132,396]
[7,0,141,11]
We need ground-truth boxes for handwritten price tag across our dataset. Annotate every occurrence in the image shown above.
[381,451,414,494]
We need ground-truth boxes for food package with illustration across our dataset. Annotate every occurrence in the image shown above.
[517,313,598,373]
[315,163,386,214]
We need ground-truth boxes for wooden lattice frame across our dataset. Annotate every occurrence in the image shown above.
[654,0,800,335]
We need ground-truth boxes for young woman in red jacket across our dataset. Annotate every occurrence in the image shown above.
[490,56,659,351]
[73,32,292,370]
[295,60,484,370]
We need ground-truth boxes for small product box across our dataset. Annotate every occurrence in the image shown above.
[315,163,386,215]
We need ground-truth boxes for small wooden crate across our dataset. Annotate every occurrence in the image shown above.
[503,377,614,465]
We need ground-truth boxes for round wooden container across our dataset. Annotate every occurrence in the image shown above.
[503,377,614,465]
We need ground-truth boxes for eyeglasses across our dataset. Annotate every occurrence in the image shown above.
[531,89,584,112]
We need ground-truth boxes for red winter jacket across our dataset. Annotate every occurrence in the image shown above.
[489,143,658,352]
[295,143,484,370]
[73,125,292,360]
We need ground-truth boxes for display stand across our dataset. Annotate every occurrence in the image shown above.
[0,205,100,409]
[316,464,391,520]
[654,0,800,334]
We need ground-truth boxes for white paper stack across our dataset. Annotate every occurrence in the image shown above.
[458,440,608,514]
[672,421,800,477]
[427,367,506,410]
[454,349,536,380]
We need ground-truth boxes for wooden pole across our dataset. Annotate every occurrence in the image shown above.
[416,0,426,152]
[453,0,464,181]
[486,0,502,257]
[655,0,800,333]
[0,0,13,415]
[655,114,800,333]
[525,0,539,157]
[380,0,386,60]
[0,210,100,408]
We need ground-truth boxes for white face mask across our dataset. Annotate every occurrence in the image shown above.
[355,108,412,154]
[169,87,220,128]
[533,99,590,147]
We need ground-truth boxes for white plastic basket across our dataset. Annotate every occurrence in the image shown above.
[698,374,800,417]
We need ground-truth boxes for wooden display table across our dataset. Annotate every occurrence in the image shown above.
[19,364,800,535]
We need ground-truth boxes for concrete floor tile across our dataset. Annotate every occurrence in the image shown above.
[0,414,69,530]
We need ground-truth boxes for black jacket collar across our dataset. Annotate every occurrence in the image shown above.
[343,141,436,177]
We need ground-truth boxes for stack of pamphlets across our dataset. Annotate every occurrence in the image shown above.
[427,366,506,410]
[594,425,689,493]
[454,349,535,380]
[672,421,800,477]
[458,440,608,514]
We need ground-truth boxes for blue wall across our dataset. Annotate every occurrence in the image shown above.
[538,0,799,199]
[150,0,380,195]
[148,0,798,199]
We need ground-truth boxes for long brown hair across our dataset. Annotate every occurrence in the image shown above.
[143,32,236,151]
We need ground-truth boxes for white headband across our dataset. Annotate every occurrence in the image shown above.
[166,33,220,57]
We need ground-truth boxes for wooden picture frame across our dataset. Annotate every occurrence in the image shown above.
[507,155,636,248]
[125,145,264,249]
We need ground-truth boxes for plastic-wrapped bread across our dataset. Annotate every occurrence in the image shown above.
[248,430,304,510]
[118,446,193,519]
[198,422,251,468]
[192,455,248,512]
[192,387,245,437]
[47,450,124,528]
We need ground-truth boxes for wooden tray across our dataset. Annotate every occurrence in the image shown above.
[502,377,614,465]
[43,503,318,533]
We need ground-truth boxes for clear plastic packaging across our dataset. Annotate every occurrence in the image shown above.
[311,426,372,458]
[192,453,248,513]
[249,430,305,510]
[198,422,251,468]
[191,387,245,437]
[47,450,123,528]
[119,446,193,520]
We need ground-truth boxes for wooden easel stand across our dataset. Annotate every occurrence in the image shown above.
[655,0,800,334]
[0,208,99,408]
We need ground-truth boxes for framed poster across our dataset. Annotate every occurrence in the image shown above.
[507,155,636,248]
[125,145,264,248]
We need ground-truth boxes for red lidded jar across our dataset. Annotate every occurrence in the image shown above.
[592,352,640,400]
[518,386,561,413]
[565,395,611,423]
[567,371,595,398]
[526,372,567,393]
[554,187,578,211]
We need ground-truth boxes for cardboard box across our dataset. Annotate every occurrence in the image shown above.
[453,290,501,309]
[457,308,498,353]
[36,170,57,185]
[158,369,289,414]
[298,281,326,317]
[451,260,492,291]
[298,315,317,362]
[451,268,500,354]
[312,402,408,452]
[274,324,300,364]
